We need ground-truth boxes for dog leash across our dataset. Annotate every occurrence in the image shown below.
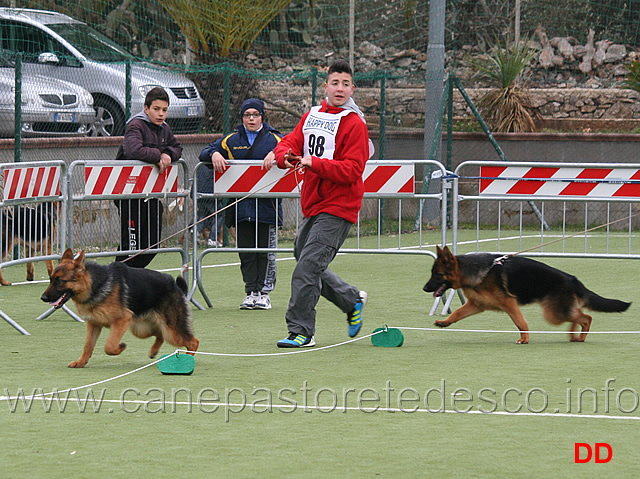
[491,211,640,267]
[121,161,306,265]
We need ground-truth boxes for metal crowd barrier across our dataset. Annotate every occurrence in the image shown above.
[452,160,640,258]
[0,161,67,334]
[190,159,449,308]
[64,158,191,261]
[3,157,449,334]
[35,158,196,323]
[432,160,640,315]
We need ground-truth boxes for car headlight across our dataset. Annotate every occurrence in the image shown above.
[0,89,12,106]
[81,90,94,106]
[138,85,162,98]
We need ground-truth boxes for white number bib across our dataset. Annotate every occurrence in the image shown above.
[302,106,353,159]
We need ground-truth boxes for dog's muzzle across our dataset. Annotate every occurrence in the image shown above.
[41,291,72,309]
[424,281,449,298]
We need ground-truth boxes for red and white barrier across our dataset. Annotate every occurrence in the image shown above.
[480,166,640,198]
[84,165,179,196]
[214,165,304,194]
[3,166,61,200]
[214,163,414,194]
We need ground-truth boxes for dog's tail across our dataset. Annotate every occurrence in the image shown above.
[578,281,631,313]
[175,276,188,295]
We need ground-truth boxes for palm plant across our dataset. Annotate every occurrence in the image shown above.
[473,37,539,132]
[157,0,291,57]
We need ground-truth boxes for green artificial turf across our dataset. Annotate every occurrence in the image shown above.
[1,246,639,478]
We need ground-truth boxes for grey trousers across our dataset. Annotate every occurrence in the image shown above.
[285,213,360,337]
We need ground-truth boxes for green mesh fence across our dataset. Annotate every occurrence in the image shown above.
[0,0,639,145]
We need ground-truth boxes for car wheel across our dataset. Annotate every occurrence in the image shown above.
[88,96,125,137]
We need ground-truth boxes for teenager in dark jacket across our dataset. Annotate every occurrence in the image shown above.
[115,87,182,268]
[199,99,283,310]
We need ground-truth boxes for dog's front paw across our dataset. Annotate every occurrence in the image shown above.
[434,320,451,328]
[68,360,87,368]
[105,343,127,356]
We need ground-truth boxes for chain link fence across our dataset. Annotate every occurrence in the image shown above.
[1,1,640,233]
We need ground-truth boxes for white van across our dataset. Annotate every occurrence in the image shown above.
[0,8,206,137]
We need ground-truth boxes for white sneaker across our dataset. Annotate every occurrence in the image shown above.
[253,293,272,310]
[240,293,258,310]
[207,238,223,248]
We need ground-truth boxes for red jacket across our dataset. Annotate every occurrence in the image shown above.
[275,100,369,223]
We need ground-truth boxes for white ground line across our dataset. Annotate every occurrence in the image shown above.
[1,396,638,421]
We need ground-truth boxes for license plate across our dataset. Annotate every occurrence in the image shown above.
[54,112,75,123]
[186,106,199,117]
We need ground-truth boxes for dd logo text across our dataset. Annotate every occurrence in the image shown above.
[574,443,612,463]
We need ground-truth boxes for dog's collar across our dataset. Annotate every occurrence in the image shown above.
[492,254,510,266]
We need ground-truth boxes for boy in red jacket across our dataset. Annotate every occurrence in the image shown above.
[274,59,372,348]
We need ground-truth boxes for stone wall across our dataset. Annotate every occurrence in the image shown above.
[259,83,640,131]
[454,88,640,122]
[366,87,640,127]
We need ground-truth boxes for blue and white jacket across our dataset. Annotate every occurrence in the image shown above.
[199,123,283,226]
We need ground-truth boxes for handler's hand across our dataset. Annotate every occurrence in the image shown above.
[284,149,303,169]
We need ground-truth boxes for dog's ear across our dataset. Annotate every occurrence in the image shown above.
[72,250,86,269]
[441,245,455,261]
[436,245,443,255]
[61,248,74,261]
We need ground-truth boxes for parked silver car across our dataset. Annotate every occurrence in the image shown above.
[0,52,95,138]
[0,8,206,137]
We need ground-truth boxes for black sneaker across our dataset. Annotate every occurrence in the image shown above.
[277,332,316,348]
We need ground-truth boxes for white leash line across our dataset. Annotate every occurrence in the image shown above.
[395,326,640,334]
[3,324,637,403]
[184,330,381,357]
[2,396,638,422]
[0,332,381,402]
[0,352,176,400]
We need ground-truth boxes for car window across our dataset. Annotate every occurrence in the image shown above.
[0,20,81,67]
[47,23,133,63]
[0,21,48,62]
[0,47,13,67]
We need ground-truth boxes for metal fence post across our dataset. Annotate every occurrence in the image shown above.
[125,60,132,121]
[14,53,21,163]
[223,66,231,134]
[378,73,387,232]
[379,72,386,161]
[311,67,318,106]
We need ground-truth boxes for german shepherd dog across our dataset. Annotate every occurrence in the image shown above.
[41,248,199,368]
[424,246,630,343]
[0,204,57,285]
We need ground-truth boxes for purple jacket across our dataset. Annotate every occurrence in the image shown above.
[115,111,182,164]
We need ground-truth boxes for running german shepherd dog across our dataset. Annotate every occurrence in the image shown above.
[41,248,199,368]
[424,246,630,344]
